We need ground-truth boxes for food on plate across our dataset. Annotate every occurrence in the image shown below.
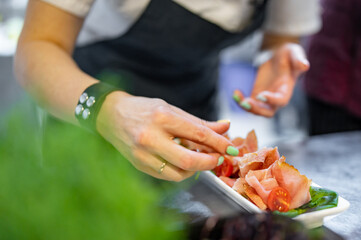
[214,157,233,178]
[267,187,291,212]
[212,130,338,215]
[229,147,311,211]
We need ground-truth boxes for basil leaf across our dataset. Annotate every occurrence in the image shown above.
[274,186,338,218]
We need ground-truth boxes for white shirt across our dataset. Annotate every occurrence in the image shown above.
[42,0,321,46]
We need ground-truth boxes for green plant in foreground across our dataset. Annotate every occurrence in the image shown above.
[0,105,185,240]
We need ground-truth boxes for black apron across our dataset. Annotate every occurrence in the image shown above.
[73,0,268,120]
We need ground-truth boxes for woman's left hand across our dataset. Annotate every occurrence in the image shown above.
[234,43,309,117]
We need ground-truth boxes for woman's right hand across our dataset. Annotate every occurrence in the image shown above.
[96,91,238,181]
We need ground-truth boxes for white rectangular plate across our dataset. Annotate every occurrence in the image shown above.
[201,171,350,228]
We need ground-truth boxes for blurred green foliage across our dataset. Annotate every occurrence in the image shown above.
[0,104,185,239]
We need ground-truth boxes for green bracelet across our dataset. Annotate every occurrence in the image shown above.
[75,82,120,132]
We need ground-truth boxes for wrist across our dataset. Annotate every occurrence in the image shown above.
[95,91,130,135]
[74,82,122,133]
[261,33,300,50]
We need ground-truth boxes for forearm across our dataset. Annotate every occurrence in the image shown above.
[14,40,98,124]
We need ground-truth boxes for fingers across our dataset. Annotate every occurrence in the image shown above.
[233,89,245,104]
[152,106,234,155]
[134,123,228,171]
[179,138,214,153]
[162,115,235,155]
[207,120,231,135]
[233,89,277,117]
[239,98,277,117]
[255,80,293,107]
[132,148,195,182]
[292,57,309,74]
[147,136,222,171]
[288,44,310,76]
[256,91,288,108]
[132,104,237,176]
[237,90,289,117]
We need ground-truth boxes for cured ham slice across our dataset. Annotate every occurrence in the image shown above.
[238,148,269,177]
[245,130,258,152]
[219,176,237,188]
[260,178,279,191]
[232,137,245,147]
[237,146,249,157]
[232,177,247,195]
[231,138,249,158]
[271,161,311,209]
[244,168,279,204]
[233,177,267,210]
[263,147,281,168]
[238,147,279,177]
[231,130,258,157]
[243,183,268,210]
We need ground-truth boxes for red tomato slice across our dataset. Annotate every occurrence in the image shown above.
[214,157,233,177]
[267,187,291,212]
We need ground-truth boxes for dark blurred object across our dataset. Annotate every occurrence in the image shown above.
[303,0,361,135]
[307,97,361,135]
[188,212,331,240]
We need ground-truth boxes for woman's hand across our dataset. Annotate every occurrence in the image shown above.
[96,91,238,181]
[234,43,309,117]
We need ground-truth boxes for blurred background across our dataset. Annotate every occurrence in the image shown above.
[0,0,308,148]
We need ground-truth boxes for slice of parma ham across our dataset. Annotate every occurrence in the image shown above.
[234,146,310,210]
[237,147,280,178]
[271,161,312,209]
[231,130,258,157]
[244,168,279,205]
[232,177,267,210]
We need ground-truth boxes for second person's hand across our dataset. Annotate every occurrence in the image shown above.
[234,43,310,117]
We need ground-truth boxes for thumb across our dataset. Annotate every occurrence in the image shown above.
[288,44,310,75]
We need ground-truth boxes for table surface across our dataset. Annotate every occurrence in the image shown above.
[183,131,361,240]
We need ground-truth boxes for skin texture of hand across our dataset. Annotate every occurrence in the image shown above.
[96,91,236,181]
[234,43,310,117]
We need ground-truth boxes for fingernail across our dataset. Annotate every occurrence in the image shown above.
[233,94,241,103]
[240,100,251,110]
[217,156,225,166]
[226,146,239,156]
[217,119,230,124]
[256,94,267,102]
